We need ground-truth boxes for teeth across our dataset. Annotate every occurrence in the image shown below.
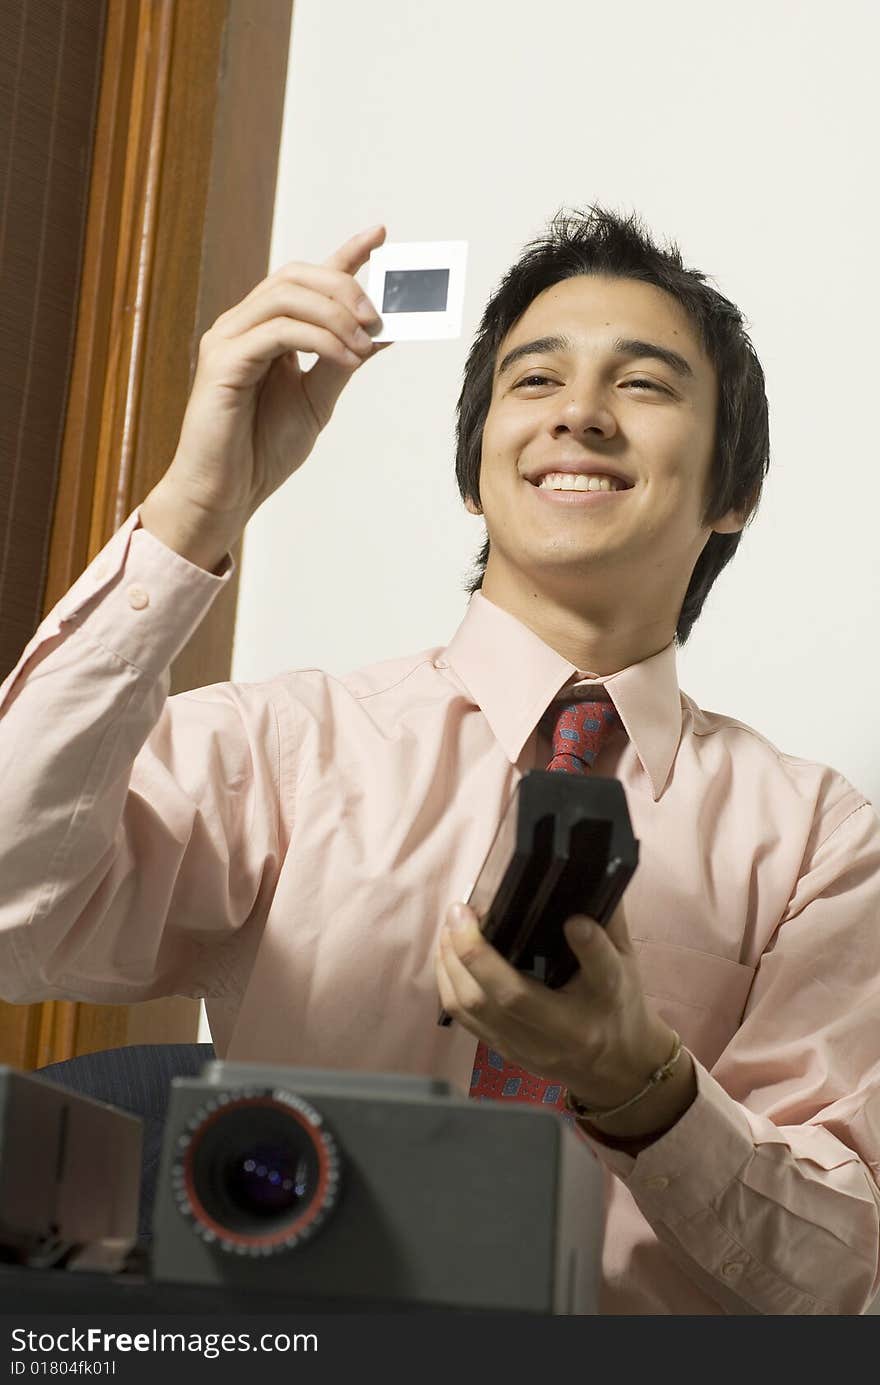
[537,473,625,492]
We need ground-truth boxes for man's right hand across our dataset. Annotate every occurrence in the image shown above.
[140,224,391,570]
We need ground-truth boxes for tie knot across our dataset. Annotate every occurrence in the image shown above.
[544,698,622,774]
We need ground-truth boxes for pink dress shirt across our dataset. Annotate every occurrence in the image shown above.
[1,507,879,1315]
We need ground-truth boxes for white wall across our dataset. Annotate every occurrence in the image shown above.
[201,0,879,1014]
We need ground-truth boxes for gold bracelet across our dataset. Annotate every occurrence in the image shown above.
[563,1031,683,1123]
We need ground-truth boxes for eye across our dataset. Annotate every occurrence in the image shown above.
[514,374,668,393]
[514,374,556,388]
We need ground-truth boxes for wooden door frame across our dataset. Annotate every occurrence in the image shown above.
[2,0,293,1068]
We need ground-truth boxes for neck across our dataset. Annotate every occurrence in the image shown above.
[479,571,677,675]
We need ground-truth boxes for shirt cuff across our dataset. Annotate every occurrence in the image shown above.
[42,508,235,682]
[579,1055,754,1226]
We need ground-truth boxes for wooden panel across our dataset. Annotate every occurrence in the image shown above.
[0,0,293,1068]
[0,0,108,676]
[0,0,112,1072]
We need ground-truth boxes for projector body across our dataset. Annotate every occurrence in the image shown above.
[151,1063,604,1314]
[0,1066,141,1271]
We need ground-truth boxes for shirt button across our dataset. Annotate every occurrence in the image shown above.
[642,1175,670,1191]
[127,585,149,610]
[721,1261,743,1278]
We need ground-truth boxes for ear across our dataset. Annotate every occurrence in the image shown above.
[711,509,747,536]
[712,482,761,536]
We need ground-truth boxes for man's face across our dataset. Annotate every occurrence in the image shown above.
[468,274,743,626]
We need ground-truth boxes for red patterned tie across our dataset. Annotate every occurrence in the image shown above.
[469,699,623,1116]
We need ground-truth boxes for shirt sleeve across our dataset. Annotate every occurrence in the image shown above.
[581,799,880,1315]
[0,509,284,1005]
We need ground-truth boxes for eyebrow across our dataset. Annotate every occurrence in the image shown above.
[494,333,696,384]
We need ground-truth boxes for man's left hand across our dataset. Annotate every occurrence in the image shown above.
[434,898,673,1108]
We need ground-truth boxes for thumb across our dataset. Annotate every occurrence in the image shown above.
[563,915,620,995]
[301,339,393,420]
[564,915,602,950]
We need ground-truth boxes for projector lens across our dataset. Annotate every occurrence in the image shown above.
[174,1089,341,1255]
[224,1138,313,1217]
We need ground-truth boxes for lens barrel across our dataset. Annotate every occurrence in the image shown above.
[171,1088,341,1257]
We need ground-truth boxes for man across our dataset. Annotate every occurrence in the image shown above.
[1,207,878,1314]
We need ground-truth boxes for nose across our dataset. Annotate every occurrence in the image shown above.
[550,394,616,439]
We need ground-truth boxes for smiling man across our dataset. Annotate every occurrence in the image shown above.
[1,205,879,1316]
[464,274,746,674]
[429,213,880,1313]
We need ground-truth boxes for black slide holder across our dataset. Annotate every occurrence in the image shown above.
[438,771,640,1025]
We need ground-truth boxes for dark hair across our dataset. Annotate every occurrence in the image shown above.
[454,204,770,647]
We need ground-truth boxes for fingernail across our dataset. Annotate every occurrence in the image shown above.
[355,297,383,333]
[448,903,469,931]
[567,916,596,941]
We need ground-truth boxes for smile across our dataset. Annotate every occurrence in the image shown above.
[525,477,633,507]
[536,473,628,492]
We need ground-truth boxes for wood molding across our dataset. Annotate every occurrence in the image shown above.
[3,0,293,1068]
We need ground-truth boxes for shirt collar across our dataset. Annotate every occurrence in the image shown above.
[441,591,683,802]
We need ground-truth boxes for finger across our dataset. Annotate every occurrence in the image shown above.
[257,228,385,311]
[298,302,391,415]
[562,915,622,999]
[434,943,468,1022]
[438,930,567,1074]
[438,926,495,1022]
[220,225,386,335]
[443,912,549,1025]
[217,278,378,359]
[324,223,387,276]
